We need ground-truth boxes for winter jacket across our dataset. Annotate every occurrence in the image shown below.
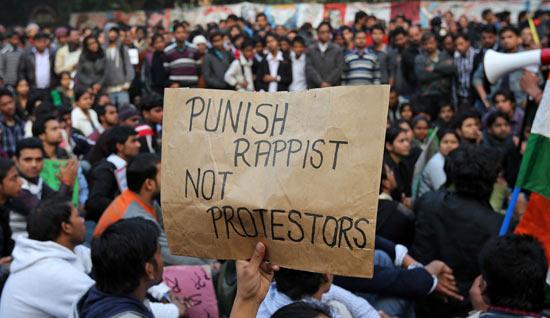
[224,54,254,91]
[255,51,292,92]
[85,159,119,222]
[202,49,232,89]
[414,51,455,97]
[54,44,81,75]
[0,43,22,86]
[0,236,94,318]
[75,53,106,88]
[17,47,56,89]
[411,190,503,317]
[71,286,154,318]
[305,42,345,88]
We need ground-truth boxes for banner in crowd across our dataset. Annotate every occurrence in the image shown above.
[161,86,389,278]
[70,1,546,30]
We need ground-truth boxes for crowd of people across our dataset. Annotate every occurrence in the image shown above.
[0,4,548,318]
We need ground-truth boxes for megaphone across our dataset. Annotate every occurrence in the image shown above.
[484,48,550,84]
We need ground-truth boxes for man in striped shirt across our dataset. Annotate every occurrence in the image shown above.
[342,30,381,86]
[164,23,201,88]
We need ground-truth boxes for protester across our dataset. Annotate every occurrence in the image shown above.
[136,94,162,154]
[0,31,22,87]
[417,129,461,197]
[453,110,482,144]
[54,28,81,76]
[164,22,201,87]
[85,125,140,222]
[255,33,292,92]
[412,145,504,317]
[17,32,54,93]
[0,199,93,318]
[0,88,25,157]
[71,88,102,138]
[32,114,70,159]
[0,158,20,264]
[306,22,344,88]
[342,30,381,85]
[224,38,255,91]
[75,35,106,91]
[469,234,547,318]
[288,36,307,92]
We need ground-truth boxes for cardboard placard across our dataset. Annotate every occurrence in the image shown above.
[161,86,389,278]
[163,265,218,318]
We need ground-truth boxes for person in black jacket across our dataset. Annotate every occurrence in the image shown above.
[255,33,292,92]
[85,126,140,222]
[202,32,232,90]
[411,145,504,317]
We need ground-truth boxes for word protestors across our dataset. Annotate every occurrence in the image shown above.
[161,86,389,277]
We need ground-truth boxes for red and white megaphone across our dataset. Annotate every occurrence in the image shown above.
[484,48,550,84]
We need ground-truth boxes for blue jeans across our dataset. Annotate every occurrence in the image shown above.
[109,91,130,107]
[362,250,416,318]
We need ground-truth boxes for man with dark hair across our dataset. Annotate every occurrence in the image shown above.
[0,199,93,318]
[32,115,70,159]
[454,33,478,110]
[73,218,162,317]
[306,21,344,88]
[388,27,412,98]
[0,88,25,157]
[254,13,271,38]
[471,234,547,317]
[453,110,481,144]
[0,31,23,87]
[343,30,381,85]
[103,24,134,106]
[18,32,55,91]
[54,28,81,76]
[482,111,520,186]
[164,23,201,88]
[96,104,119,132]
[12,138,76,236]
[412,145,504,317]
[202,32,232,89]
[258,267,379,317]
[85,126,140,222]
[289,36,307,92]
[473,24,498,112]
[136,94,163,154]
[369,24,389,84]
[414,32,455,119]
[94,153,207,266]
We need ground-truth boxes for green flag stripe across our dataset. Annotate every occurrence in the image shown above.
[517,133,550,198]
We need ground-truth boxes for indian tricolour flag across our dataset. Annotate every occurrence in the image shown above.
[515,81,550,262]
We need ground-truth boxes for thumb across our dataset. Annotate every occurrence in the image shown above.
[249,242,266,268]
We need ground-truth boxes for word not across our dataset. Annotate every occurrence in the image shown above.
[233,138,348,169]
[206,205,371,250]
[186,96,288,137]
[185,168,233,200]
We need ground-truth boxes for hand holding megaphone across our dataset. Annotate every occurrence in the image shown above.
[484,48,550,84]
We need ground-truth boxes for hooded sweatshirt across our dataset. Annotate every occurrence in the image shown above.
[0,236,94,318]
[71,285,154,318]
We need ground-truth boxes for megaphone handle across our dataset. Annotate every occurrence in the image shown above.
[541,48,550,65]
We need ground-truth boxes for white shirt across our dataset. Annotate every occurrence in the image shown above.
[267,51,283,92]
[33,48,50,88]
[289,52,307,92]
[319,42,329,54]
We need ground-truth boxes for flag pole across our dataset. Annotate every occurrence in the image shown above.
[499,187,521,235]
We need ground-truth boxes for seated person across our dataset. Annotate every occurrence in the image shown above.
[85,125,140,222]
[11,138,76,236]
[411,145,504,317]
[0,199,94,317]
[257,266,380,318]
[72,218,184,318]
[376,164,415,246]
[94,153,209,266]
[468,234,547,318]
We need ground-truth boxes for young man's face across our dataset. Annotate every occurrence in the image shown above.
[145,246,165,287]
[481,31,497,49]
[211,35,224,51]
[371,29,384,45]
[16,148,44,179]
[108,30,119,43]
[0,95,16,118]
[119,135,141,159]
[174,26,188,44]
[318,25,331,43]
[243,46,255,60]
[41,119,63,146]
[439,106,454,123]
[67,205,86,246]
[500,30,519,52]
[121,115,141,127]
[256,16,268,30]
[145,106,163,125]
[153,37,165,52]
[489,117,511,140]
[293,42,305,57]
[494,94,514,115]
[460,118,481,141]
[34,38,48,52]
[102,105,119,127]
[0,166,22,198]
[354,32,367,49]
[266,36,278,53]
[424,37,438,54]
[455,37,470,55]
